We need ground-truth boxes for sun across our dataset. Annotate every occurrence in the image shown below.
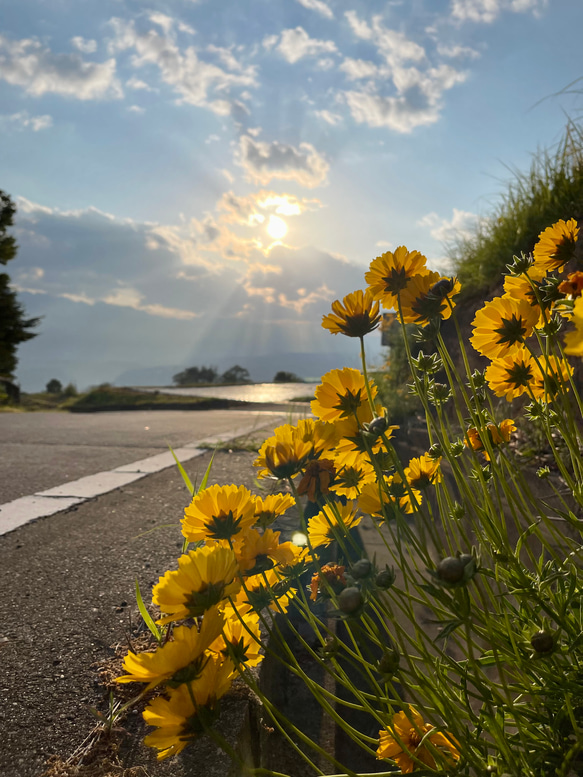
[267,215,288,240]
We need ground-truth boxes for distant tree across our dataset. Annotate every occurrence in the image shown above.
[0,190,41,378]
[173,365,218,385]
[221,365,251,384]
[46,378,63,394]
[62,382,78,397]
[273,370,304,383]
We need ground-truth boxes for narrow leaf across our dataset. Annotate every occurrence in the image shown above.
[197,450,215,494]
[135,578,162,645]
[168,445,195,495]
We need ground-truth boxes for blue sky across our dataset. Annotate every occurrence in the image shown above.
[1,0,581,390]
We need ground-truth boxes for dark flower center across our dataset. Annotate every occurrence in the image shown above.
[382,266,409,294]
[505,361,533,388]
[493,313,527,346]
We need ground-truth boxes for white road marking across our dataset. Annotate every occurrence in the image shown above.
[0,414,293,537]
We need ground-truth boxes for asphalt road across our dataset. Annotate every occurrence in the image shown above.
[0,408,291,504]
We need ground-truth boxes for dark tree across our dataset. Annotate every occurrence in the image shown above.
[221,364,251,384]
[0,190,40,378]
[46,378,63,394]
[172,365,218,385]
[273,370,304,383]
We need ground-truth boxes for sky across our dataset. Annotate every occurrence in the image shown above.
[1,0,581,390]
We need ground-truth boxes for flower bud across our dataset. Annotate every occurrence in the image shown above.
[337,586,363,614]
[530,630,554,654]
[435,554,476,587]
[377,649,400,677]
[351,559,373,579]
[367,416,390,437]
[375,567,396,590]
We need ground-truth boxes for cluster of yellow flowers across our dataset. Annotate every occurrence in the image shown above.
[120,216,581,773]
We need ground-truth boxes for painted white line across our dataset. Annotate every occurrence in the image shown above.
[0,495,85,535]
[0,415,292,537]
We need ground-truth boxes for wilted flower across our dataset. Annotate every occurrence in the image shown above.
[376,708,460,772]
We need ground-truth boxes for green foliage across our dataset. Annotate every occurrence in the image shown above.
[450,121,583,295]
[374,321,423,424]
[45,378,63,394]
[68,386,227,412]
[220,364,251,383]
[0,190,40,378]
[273,370,304,383]
[172,365,218,385]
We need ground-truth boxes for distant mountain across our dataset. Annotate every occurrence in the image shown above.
[114,347,385,387]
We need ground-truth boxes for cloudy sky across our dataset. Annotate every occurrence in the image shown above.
[2,0,581,390]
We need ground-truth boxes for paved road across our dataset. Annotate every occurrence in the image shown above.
[0,408,292,504]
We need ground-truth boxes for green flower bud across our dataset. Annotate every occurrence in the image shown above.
[530,630,555,654]
[433,553,476,587]
[337,586,363,614]
[351,559,373,579]
[375,567,396,590]
[377,649,400,677]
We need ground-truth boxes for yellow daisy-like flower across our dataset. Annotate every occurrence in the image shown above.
[531,355,572,399]
[322,289,382,338]
[116,607,225,689]
[398,272,461,325]
[329,452,376,499]
[311,367,377,423]
[182,483,257,542]
[236,528,298,575]
[404,454,442,490]
[332,412,396,468]
[228,567,295,616]
[143,655,235,761]
[465,419,516,460]
[210,611,263,668]
[307,502,361,549]
[358,474,421,518]
[253,492,295,529]
[503,266,546,306]
[376,708,460,773]
[296,417,339,458]
[533,218,579,273]
[365,246,430,309]
[564,296,583,356]
[254,423,313,479]
[470,296,540,359]
[484,348,538,401]
[153,545,240,624]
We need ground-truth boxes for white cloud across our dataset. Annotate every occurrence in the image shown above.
[275,27,337,64]
[451,0,545,23]
[314,109,343,125]
[262,34,279,51]
[344,10,373,40]
[437,43,481,59]
[148,12,174,35]
[345,12,425,68]
[418,208,478,243]
[317,57,335,70]
[340,57,384,81]
[108,17,256,114]
[1,111,53,131]
[296,0,334,19]
[128,104,145,114]
[236,135,329,187]
[102,286,199,319]
[70,36,97,54]
[126,76,156,91]
[0,35,121,100]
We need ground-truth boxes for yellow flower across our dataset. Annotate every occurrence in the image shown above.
[142,655,235,760]
[531,355,572,399]
[365,246,430,309]
[153,545,240,624]
[376,708,460,773]
[332,413,397,468]
[236,528,299,574]
[329,452,376,499]
[297,458,335,501]
[296,417,339,457]
[470,296,540,359]
[404,454,442,490]
[228,567,295,615]
[484,349,538,401]
[182,484,257,542]
[322,289,382,337]
[398,272,461,325]
[564,296,583,356]
[307,502,361,549]
[254,492,295,529]
[254,423,313,479]
[117,607,225,689]
[503,267,546,306]
[210,611,263,668]
[465,420,516,460]
[533,218,579,273]
[358,474,421,518]
[311,367,377,423]
[558,271,583,298]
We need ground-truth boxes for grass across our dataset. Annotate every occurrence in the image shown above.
[450,120,583,297]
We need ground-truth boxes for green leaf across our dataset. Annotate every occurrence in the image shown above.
[135,578,162,645]
[168,445,195,495]
[197,450,215,494]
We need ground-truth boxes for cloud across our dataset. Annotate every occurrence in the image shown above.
[418,208,478,242]
[126,76,156,91]
[436,43,481,59]
[0,34,122,100]
[236,135,329,187]
[107,17,256,114]
[340,57,385,81]
[127,104,145,114]
[70,36,97,54]
[295,0,334,19]
[314,109,343,125]
[0,111,53,131]
[274,27,337,64]
[450,0,546,23]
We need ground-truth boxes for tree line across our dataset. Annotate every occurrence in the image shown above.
[172,366,304,385]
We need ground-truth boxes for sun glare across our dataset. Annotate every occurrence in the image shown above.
[267,215,288,240]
